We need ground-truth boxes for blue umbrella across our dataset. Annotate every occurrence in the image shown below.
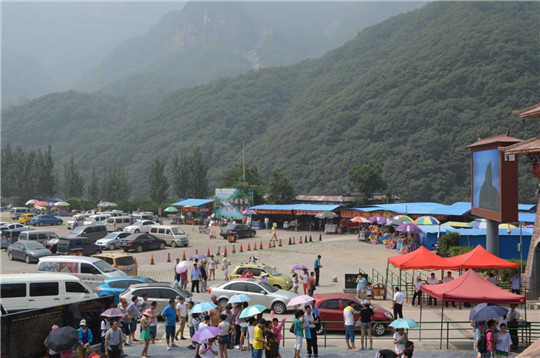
[239,304,267,319]
[227,294,251,304]
[191,301,217,314]
[472,305,508,322]
[389,318,419,329]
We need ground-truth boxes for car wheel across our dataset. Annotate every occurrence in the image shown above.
[272,301,286,315]
[95,249,102,255]
[123,249,129,252]
[171,241,177,248]
[57,221,62,225]
[159,243,165,250]
[8,252,13,260]
[372,323,386,336]
[39,222,44,226]
[136,245,143,253]
[273,284,282,290]
[25,255,31,264]
[135,229,140,233]
[108,244,116,250]
[218,298,229,308]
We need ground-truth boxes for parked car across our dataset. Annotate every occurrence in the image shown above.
[0,223,29,231]
[1,227,32,249]
[92,252,138,276]
[66,225,108,241]
[120,282,203,313]
[123,220,156,234]
[208,278,296,314]
[18,213,37,225]
[66,214,91,230]
[313,293,394,336]
[45,237,60,254]
[30,214,63,226]
[56,237,102,256]
[149,225,189,247]
[94,277,156,303]
[7,240,52,263]
[230,264,292,290]
[18,230,59,245]
[96,232,131,250]
[219,224,256,239]
[83,214,111,226]
[119,233,166,252]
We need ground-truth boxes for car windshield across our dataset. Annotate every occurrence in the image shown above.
[175,285,193,297]
[258,281,278,292]
[170,227,184,235]
[224,224,237,230]
[94,260,116,273]
[264,266,280,276]
[103,233,119,240]
[72,227,84,234]
[25,241,46,250]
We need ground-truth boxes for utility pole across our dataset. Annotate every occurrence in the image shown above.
[242,141,246,186]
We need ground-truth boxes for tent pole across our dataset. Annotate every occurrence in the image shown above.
[439,302,444,349]
[386,262,389,294]
[419,300,423,341]
[399,269,402,291]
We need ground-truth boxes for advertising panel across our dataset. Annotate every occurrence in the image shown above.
[215,188,253,220]
[472,149,501,212]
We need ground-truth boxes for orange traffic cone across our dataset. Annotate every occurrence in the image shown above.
[247,243,251,251]
[299,236,303,244]
[150,255,155,265]
[167,252,171,263]
[272,240,276,248]
[279,239,282,247]
[240,244,244,252]
[232,245,236,253]
[268,240,272,248]
[224,246,228,255]
[207,248,211,257]
[253,243,257,251]
[292,237,296,245]
[182,251,186,260]
[260,241,263,250]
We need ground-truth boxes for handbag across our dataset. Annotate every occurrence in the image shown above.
[289,322,295,333]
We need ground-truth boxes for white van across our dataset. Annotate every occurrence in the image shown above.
[132,212,156,222]
[83,214,111,226]
[106,216,133,232]
[36,256,126,290]
[149,225,189,247]
[10,207,30,220]
[66,213,91,230]
[18,230,59,244]
[0,273,96,312]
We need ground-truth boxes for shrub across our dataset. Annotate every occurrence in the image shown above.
[439,232,460,256]
[448,246,474,257]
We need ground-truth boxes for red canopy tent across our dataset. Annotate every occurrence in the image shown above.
[387,246,460,270]
[421,269,526,348]
[450,244,519,269]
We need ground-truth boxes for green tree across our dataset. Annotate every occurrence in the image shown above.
[220,164,265,204]
[35,145,56,197]
[172,153,190,199]
[101,166,131,202]
[347,160,387,204]
[87,167,100,200]
[267,171,295,204]
[1,144,16,198]
[148,156,169,203]
[190,147,208,198]
[63,155,84,198]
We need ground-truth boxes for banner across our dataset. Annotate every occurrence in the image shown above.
[215,188,253,220]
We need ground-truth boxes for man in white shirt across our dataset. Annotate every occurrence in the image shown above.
[392,287,404,319]
[427,273,439,307]
[442,272,456,308]
[508,303,520,348]
[175,296,188,340]
[410,276,423,307]
[343,301,359,351]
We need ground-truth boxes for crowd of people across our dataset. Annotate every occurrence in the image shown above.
[358,225,419,255]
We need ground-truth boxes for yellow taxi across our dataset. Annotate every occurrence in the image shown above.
[18,213,37,225]
[92,252,138,276]
[230,263,292,290]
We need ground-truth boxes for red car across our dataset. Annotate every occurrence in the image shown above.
[313,293,394,336]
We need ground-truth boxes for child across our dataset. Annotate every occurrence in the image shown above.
[246,317,256,352]
[199,337,218,358]
[366,282,373,303]
[270,311,286,346]
[486,319,496,358]
[264,321,280,358]
[292,273,299,294]
[495,323,512,357]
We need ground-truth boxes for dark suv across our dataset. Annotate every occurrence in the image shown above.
[66,225,108,242]
[57,237,102,256]
[220,224,256,239]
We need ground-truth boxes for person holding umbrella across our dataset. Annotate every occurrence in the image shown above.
[76,320,93,358]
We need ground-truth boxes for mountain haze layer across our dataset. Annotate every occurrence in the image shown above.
[2,2,539,203]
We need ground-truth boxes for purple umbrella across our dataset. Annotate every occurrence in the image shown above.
[395,222,422,234]
[193,254,207,260]
[101,308,126,317]
[292,265,309,270]
[369,216,389,225]
[191,326,223,343]
[242,209,257,215]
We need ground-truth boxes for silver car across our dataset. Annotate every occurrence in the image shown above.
[208,278,297,314]
[7,240,52,263]
[96,232,131,250]
[123,220,156,234]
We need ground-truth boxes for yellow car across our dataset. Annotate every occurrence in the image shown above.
[92,252,138,276]
[230,263,292,290]
[18,213,36,225]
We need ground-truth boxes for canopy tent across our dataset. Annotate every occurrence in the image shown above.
[387,246,460,270]
[450,244,520,269]
[420,269,526,348]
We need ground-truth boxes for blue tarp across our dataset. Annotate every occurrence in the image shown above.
[518,204,537,212]
[249,204,341,211]
[428,202,471,216]
[170,199,214,207]
[518,212,536,223]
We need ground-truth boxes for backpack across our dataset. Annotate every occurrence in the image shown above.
[289,322,295,333]
[477,329,490,354]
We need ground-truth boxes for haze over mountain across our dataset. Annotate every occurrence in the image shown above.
[2,2,539,203]
[1,1,185,106]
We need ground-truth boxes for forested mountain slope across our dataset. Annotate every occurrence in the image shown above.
[3,2,539,202]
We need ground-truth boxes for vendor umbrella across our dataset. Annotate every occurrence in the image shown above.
[242,209,257,215]
[191,301,217,314]
[351,216,370,223]
[369,216,388,225]
[35,201,50,207]
[25,199,38,205]
[53,201,70,207]
[499,223,517,230]
[193,254,207,260]
[472,305,508,322]
[414,216,440,225]
[389,318,419,329]
[315,211,338,219]
[287,295,314,307]
[101,307,126,317]
[393,215,414,223]
[239,304,267,318]
[228,294,251,304]
[469,219,487,229]
[291,265,309,270]
[45,326,78,352]
[164,206,179,213]
[385,219,410,227]
[191,326,223,343]
[395,222,422,234]
[175,260,191,274]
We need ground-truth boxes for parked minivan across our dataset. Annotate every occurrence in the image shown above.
[18,230,59,245]
[0,273,97,312]
[67,225,108,241]
[10,207,30,220]
[149,225,189,247]
[56,237,102,256]
[132,212,156,222]
[106,216,132,232]
[92,252,138,276]
[66,213,91,230]
[83,214,111,226]
[36,256,126,290]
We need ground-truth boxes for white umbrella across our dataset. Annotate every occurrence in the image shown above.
[287,295,314,307]
[175,260,191,274]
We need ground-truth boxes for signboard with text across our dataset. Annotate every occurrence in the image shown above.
[215,188,253,220]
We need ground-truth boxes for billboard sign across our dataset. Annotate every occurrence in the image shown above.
[472,149,501,212]
[215,188,253,220]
